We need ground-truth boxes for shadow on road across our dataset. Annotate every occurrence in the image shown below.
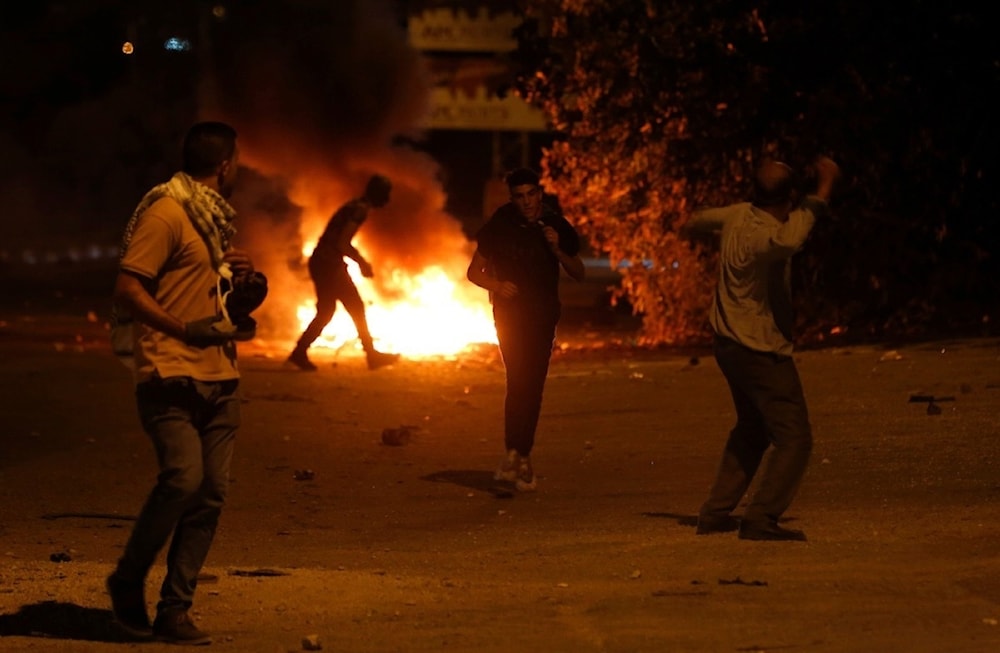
[421,469,516,499]
[642,511,699,527]
[641,512,801,528]
[0,600,145,643]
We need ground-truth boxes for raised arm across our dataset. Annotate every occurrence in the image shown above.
[810,155,840,202]
[541,225,585,281]
[761,156,840,258]
[679,203,743,240]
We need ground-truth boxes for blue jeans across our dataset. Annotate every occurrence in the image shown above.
[115,376,240,614]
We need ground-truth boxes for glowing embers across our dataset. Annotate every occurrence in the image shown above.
[296,261,497,358]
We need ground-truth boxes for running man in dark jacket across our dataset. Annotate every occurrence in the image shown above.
[467,168,585,491]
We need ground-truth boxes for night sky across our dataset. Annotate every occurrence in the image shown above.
[0,0,489,255]
[2,1,998,336]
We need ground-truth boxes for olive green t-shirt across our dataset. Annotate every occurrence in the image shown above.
[120,196,239,383]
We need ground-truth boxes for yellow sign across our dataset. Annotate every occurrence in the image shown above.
[420,86,548,131]
[409,8,521,52]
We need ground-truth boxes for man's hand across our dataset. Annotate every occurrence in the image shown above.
[184,315,237,348]
[224,249,255,276]
[358,260,374,278]
[231,317,257,342]
[812,156,841,201]
[542,225,560,252]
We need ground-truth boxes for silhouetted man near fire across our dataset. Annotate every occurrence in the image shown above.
[467,168,585,491]
[683,155,840,541]
[288,174,400,371]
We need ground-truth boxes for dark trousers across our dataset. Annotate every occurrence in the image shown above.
[115,377,240,614]
[494,305,557,457]
[296,260,374,352]
[700,336,813,525]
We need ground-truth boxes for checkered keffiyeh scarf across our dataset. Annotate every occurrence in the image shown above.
[110,172,239,358]
[117,171,237,276]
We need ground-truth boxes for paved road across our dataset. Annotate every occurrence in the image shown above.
[1,310,999,652]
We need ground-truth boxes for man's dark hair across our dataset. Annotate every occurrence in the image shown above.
[752,160,798,207]
[182,122,238,177]
[505,168,540,189]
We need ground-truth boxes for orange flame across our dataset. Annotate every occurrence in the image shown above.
[294,236,497,359]
[235,145,497,360]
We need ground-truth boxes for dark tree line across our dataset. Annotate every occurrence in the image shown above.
[511,0,999,344]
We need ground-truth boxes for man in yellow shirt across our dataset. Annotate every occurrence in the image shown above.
[107,121,258,644]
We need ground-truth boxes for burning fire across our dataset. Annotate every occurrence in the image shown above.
[296,240,498,358]
[235,143,497,360]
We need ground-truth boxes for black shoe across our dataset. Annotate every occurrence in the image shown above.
[695,514,740,535]
[366,350,400,370]
[287,348,318,371]
[153,608,212,646]
[106,572,152,637]
[738,521,807,542]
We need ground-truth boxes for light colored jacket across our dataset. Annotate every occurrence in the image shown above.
[687,198,828,355]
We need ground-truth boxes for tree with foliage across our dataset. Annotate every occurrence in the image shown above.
[512,0,1000,345]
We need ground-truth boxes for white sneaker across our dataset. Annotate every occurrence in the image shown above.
[515,456,537,492]
[494,449,519,482]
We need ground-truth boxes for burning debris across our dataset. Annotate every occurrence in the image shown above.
[199,2,501,360]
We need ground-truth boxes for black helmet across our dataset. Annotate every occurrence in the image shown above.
[364,174,392,207]
[225,271,268,321]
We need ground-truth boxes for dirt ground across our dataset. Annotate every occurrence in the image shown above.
[1,308,999,653]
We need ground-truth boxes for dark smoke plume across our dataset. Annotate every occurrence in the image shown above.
[201,1,475,341]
